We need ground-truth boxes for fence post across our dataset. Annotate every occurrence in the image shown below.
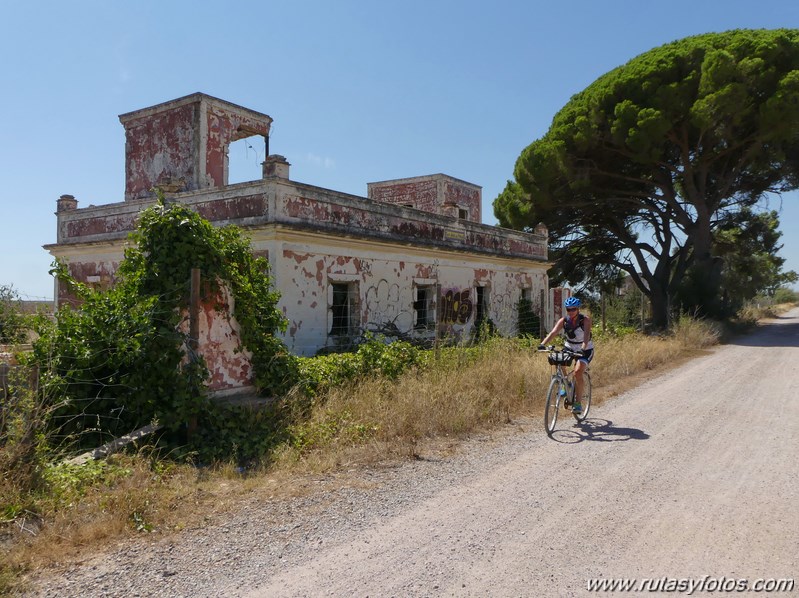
[434,283,441,360]
[539,289,546,339]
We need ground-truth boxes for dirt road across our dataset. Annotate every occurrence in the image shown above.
[247,311,798,597]
[30,311,799,597]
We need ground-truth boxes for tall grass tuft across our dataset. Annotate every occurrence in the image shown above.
[274,337,552,471]
[669,313,721,349]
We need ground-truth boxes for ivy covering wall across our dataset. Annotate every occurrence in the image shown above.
[32,197,296,450]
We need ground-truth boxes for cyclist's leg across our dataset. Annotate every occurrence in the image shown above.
[573,360,587,403]
[573,349,593,406]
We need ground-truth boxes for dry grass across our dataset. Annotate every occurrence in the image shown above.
[273,319,720,472]
[1,318,726,593]
[1,454,310,594]
[273,340,551,472]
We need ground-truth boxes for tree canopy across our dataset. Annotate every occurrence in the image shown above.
[494,28,799,327]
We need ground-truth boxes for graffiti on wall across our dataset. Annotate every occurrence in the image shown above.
[440,289,473,325]
[364,279,401,326]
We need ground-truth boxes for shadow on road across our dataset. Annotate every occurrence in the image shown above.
[550,418,650,444]
[727,311,799,348]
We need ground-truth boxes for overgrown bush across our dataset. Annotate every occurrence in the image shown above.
[600,290,646,331]
[1,365,51,499]
[0,285,29,345]
[31,196,294,451]
[296,335,428,398]
[190,400,291,465]
[773,286,798,304]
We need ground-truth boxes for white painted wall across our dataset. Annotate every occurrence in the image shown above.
[254,231,549,356]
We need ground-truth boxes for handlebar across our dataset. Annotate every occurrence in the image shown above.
[537,344,584,357]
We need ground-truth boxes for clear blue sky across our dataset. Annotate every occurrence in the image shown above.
[2,0,798,300]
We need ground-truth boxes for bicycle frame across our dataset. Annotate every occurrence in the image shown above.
[539,346,592,434]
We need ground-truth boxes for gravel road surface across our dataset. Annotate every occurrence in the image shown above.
[27,309,799,597]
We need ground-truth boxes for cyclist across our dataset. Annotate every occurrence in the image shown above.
[538,296,594,414]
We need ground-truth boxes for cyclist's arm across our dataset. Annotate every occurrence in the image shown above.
[581,315,592,351]
[540,317,565,346]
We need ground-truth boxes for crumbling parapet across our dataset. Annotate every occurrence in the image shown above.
[119,93,273,201]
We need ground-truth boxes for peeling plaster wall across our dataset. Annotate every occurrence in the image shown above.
[122,103,198,200]
[189,286,254,394]
[49,180,550,358]
[120,93,272,201]
[48,176,550,359]
[258,232,548,356]
[367,174,482,223]
[205,103,271,189]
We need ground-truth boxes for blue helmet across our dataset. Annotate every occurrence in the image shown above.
[564,296,581,308]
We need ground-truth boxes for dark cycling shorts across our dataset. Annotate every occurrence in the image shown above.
[567,347,593,365]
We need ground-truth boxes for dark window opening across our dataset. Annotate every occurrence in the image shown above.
[414,286,434,330]
[330,283,352,336]
[458,208,468,220]
[475,286,487,326]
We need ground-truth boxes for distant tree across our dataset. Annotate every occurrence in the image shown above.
[0,284,28,344]
[494,29,799,328]
[773,286,799,304]
[678,209,798,315]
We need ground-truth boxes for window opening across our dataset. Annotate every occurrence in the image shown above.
[414,285,436,330]
[330,282,358,336]
[227,137,263,185]
[475,286,488,327]
[458,208,468,220]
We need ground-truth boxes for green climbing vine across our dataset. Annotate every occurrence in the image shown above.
[33,194,296,450]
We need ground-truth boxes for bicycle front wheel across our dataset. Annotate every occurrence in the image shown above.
[544,377,564,435]
[574,372,592,421]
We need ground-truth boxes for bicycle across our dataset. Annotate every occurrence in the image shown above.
[537,345,592,435]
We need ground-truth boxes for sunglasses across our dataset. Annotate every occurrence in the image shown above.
[565,307,578,312]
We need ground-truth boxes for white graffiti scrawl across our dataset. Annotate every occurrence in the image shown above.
[364,279,401,326]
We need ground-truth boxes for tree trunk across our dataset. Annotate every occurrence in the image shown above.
[684,211,724,317]
[649,283,670,330]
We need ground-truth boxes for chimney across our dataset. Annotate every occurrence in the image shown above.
[263,154,290,180]
[57,194,78,212]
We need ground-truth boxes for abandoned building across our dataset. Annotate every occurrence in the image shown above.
[45,93,556,394]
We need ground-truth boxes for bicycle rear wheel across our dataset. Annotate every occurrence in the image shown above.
[544,377,564,435]
[573,372,592,421]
